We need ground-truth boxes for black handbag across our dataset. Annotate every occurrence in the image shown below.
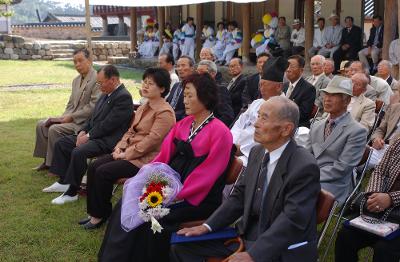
[350,192,400,224]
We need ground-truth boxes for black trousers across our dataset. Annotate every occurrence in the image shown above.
[50,135,110,188]
[98,199,218,262]
[170,238,238,262]
[335,226,400,262]
[86,154,140,219]
[333,47,358,72]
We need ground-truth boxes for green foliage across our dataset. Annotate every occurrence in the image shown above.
[0,0,13,17]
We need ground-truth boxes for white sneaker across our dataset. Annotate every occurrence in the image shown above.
[51,193,78,205]
[42,182,70,193]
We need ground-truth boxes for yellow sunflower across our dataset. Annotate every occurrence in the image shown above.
[147,192,163,208]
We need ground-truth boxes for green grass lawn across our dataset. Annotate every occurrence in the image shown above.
[0,61,140,261]
[0,60,142,88]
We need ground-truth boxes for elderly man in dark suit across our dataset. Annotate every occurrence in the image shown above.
[171,71,321,261]
[42,65,133,205]
[197,60,235,127]
[227,58,246,117]
[284,55,316,127]
[166,55,195,121]
[358,15,384,74]
[333,16,362,72]
[241,53,269,108]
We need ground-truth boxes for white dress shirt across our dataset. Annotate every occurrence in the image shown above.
[264,141,290,185]
[313,28,325,48]
[170,70,179,89]
[290,27,305,47]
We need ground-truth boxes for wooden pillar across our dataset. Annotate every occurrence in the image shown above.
[382,0,398,60]
[84,0,92,55]
[304,0,314,68]
[158,7,165,49]
[241,3,251,63]
[195,4,203,60]
[130,7,137,52]
[227,2,233,21]
[336,0,341,20]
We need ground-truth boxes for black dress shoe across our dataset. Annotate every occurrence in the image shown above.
[78,217,91,225]
[83,219,106,230]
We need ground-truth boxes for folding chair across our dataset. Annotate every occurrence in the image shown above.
[310,105,320,126]
[317,190,338,249]
[367,100,385,141]
[320,146,373,262]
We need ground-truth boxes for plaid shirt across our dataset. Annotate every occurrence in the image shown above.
[367,138,400,206]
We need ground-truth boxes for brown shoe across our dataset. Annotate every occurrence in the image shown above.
[32,162,49,171]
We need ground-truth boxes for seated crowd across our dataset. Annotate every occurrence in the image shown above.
[32,14,400,260]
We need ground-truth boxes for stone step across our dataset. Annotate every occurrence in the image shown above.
[51,48,75,54]
[53,57,73,61]
[52,53,73,59]
[50,44,73,50]
[107,56,129,64]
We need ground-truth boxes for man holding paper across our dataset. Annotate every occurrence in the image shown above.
[171,57,321,262]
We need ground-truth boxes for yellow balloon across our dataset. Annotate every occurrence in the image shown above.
[253,34,264,43]
[262,13,272,25]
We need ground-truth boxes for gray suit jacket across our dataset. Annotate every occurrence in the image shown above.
[305,74,330,109]
[371,103,400,144]
[206,141,320,262]
[63,67,100,125]
[309,113,367,204]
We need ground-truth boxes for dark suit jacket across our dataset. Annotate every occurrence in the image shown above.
[339,25,362,56]
[283,78,316,127]
[166,82,185,121]
[81,84,133,150]
[215,84,235,127]
[367,25,384,48]
[241,73,260,108]
[206,141,320,262]
[228,74,246,117]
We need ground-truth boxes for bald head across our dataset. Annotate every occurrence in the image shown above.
[254,96,299,150]
[351,73,368,96]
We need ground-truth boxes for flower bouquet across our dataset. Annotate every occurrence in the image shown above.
[121,162,182,233]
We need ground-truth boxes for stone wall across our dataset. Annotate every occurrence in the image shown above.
[0,35,52,60]
[11,25,101,40]
[91,42,131,61]
[0,34,132,61]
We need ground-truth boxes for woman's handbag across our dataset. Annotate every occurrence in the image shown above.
[350,192,400,224]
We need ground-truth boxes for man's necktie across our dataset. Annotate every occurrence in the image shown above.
[227,79,235,90]
[252,153,270,215]
[324,119,335,140]
[286,83,294,98]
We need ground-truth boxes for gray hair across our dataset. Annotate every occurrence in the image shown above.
[352,72,369,88]
[378,60,393,70]
[198,60,218,74]
[311,54,325,64]
[200,47,215,58]
[179,55,195,67]
[268,96,299,133]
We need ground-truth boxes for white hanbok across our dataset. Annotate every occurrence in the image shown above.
[138,32,158,58]
[202,27,215,48]
[221,28,242,64]
[213,29,227,61]
[172,29,181,61]
[255,28,275,56]
[181,23,195,60]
